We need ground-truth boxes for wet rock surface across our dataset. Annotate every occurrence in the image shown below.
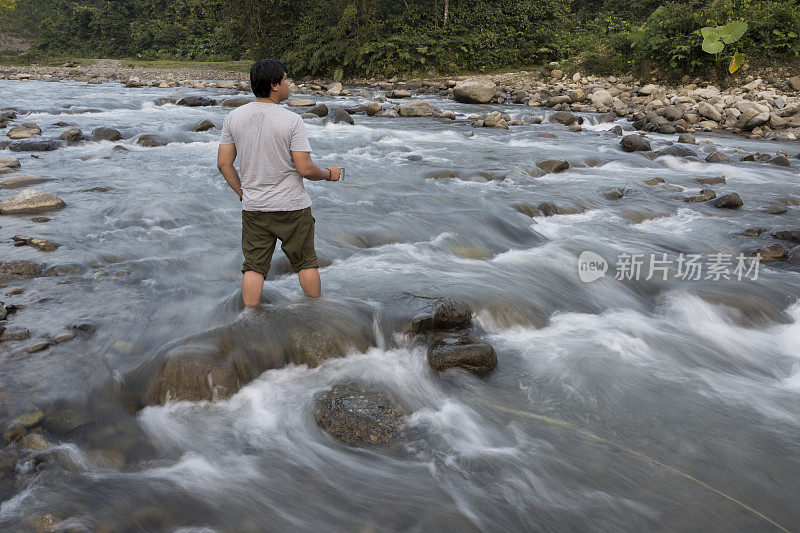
[0,188,65,215]
[427,334,498,374]
[406,297,472,333]
[314,382,406,447]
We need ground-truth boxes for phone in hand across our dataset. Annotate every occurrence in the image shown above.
[339,167,345,182]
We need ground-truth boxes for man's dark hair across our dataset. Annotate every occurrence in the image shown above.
[250,59,288,98]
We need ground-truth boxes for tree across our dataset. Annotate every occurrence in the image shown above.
[0,0,17,12]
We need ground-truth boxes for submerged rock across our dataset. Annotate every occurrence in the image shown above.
[125,301,376,406]
[656,145,697,158]
[620,134,651,152]
[705,151,730,163]
[0,156,21,169]
[714,192,743,209]
[11,235,59,251]
[7,124,40,139]
[0,174,48,189]
[59,127,84,141]
[407,297,472,333]
[192,120,215,132]
[427,334,497,374]
[91,127,122,142]
[683,189,716,203]
[549,112,576,126]
[221,97,251,108]
[536,159,569,173]
[177,96,216,107]
[326,108,354,125]
[0,188,66,215]
[8,139,61,152]
[695,176,726,185]
[752,244,788,262]
[772,229,800,243]
[307,103,329,117]
[136,134,168,147]
[314,382,406,447]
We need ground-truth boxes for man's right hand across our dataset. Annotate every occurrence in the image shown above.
[326,167,342,181]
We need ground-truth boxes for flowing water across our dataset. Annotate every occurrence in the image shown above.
[1,79,799,532]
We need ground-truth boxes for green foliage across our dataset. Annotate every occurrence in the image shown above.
[700,21,747,54]
[623,0,800,77]
[2,0,798,78]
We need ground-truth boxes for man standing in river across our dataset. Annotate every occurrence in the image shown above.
[217,58,342,306]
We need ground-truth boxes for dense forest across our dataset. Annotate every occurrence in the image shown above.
[2,0,799,78]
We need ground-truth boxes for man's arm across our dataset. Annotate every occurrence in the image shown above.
[217,143,243,198]
[291,151,341,181]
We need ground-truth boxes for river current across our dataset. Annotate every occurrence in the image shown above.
[1,79,799,532]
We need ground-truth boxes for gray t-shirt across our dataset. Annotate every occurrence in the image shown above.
[219,102,313,212]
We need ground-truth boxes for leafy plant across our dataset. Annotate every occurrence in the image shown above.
[700,21,747,54]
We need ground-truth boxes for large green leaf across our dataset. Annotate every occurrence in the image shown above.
[702,40,724,54]
[700,26,718,40]
[721,21,747,44]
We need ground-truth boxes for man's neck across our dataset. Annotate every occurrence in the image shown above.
[256,97,281,105]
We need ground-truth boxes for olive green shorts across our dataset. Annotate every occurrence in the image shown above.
[241,207,319,277]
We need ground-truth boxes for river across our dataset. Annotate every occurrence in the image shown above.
[1,78,799,532]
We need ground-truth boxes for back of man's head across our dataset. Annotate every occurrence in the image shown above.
[250,58,288,98]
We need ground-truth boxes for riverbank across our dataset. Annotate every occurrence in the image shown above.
[2,62,799,142]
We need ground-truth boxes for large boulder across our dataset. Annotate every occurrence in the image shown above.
[453,79,496,104]
[307,103,329,117]
[326,108,354,125]
[8,139,60,152]
[177,96,216,107]
[0,188,66,215]
[549,112,577,126]
[136,134,168,147]
[398,101,438,117]
[91,127,123,142]
[326,82,343,96]
[314,382,406,447]
[620,134,651,152]
[427,334,497,374]
[124,301,376,406]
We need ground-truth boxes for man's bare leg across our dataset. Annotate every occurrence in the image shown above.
[242,270,265,307]
[298,268,321,298]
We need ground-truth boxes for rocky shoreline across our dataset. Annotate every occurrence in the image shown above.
[2,62,800,141]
